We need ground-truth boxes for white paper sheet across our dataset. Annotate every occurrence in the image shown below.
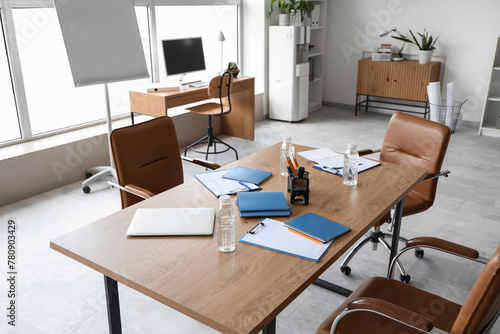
[297,148,341,162]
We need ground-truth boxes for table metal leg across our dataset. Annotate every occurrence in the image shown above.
[263,318,276,334]
[388,198,404,277]
[104,275,122,334]
[312,278,352,297]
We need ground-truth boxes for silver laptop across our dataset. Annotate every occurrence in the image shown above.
[126,208,215,236]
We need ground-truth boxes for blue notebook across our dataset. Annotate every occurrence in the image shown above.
[237,192,290,211]
[284,212,351,243]
[239,209,292,218]
[222,166,272,185]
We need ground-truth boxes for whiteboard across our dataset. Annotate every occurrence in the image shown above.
[54,0,149,87]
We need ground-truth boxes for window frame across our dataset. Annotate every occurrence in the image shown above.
[0,0,241,148]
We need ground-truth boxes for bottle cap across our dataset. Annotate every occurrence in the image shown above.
[348,143,357,150]
[220,195,231,205]
[283,135,292,142]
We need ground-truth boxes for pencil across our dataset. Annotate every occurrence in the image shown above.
[288,228,322,244]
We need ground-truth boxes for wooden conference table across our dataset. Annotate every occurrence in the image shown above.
[50,143,426,334]
[129,76,255,141]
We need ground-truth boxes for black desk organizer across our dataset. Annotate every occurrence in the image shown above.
[287,167,310,205]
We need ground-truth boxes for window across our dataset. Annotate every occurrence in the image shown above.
[156,6,238,82]
[13,8,106,135]
[0,14,21,143]
[1,2,241,146]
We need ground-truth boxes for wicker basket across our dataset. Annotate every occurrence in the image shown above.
[429,100,466,133]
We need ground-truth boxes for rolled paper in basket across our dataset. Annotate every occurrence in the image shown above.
[446,82,454,107]
[427,82,441,122]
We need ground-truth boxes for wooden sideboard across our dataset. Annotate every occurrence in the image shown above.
[355,58,441,117]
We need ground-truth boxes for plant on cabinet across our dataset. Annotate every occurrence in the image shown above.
[392,29,441,64]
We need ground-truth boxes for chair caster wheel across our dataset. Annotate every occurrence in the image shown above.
[86,172,93,179]
[83,186,91,194]
[340,266,351,276]
[400,274,411,283]
[415,249,424,258]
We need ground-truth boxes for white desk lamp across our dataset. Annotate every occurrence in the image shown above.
[380,27,405,61]
[218,31,225,74]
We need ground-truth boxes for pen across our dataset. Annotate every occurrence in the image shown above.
[287,158,305,186]
[292,156,299,169]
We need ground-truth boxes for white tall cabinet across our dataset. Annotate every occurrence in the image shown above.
[268,0,328,121]
[479,36,500,137]
[269,26,310,121]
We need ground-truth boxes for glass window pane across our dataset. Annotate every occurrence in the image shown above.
[13,8,106,135]
[156,6,238,83]
[108,7,151,117]
[0,15,21,143]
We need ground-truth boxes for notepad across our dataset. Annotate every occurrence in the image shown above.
[239,218,333,261]
[284,212,351,243]
[126,208,215,236]
[236,192,291,217]
[222,166,272,185]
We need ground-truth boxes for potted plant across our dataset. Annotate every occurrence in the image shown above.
[226,62,240,78]
[270,0,293,26]
[391,29,440,64]
[297,0,315,25]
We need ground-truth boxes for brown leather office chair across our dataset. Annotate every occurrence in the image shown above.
[184,71,238,161]
[340,112,451,282]
[110,116,220,209]
[318,237,500,334]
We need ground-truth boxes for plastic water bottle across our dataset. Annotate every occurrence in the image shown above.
[342,144,359,186]
[280,136,295,177]
[289,10,296,26]
[217,195,235,252]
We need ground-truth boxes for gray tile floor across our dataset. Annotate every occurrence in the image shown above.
[1,106,499,334]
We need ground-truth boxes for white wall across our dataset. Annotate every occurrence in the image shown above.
[323,0,500,122]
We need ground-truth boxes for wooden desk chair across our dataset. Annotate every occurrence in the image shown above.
[318,237,500,334]
[184,71,238,161]
[110,116,220,209]
[340,112,451,282]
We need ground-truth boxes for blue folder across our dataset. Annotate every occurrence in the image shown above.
[222,166,272,185]
[236,192,291,217]
[284,212,351,243]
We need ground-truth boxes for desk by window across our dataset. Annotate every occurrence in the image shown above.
[129,76,255,141]
[50,143,425,334]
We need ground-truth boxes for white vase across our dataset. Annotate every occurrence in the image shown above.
[279,13,290,26]
[418,50,433,64]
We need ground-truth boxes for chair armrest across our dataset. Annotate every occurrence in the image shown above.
[181,156,220,170]
[423,170,450,181]
[331,297,433,333]
[407,237,479,259]
[358,148,381,156]
[389,236,487,278]
[108,181,154,200]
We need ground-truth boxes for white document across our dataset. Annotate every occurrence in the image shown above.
[127,208,215,236]
[239,218,332,262]
[195,170,260,197]
[315,157,381,176]
[297,148,341,162]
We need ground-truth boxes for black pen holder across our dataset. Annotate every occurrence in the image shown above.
[287,171,310,205]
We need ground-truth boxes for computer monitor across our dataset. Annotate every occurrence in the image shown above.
[162,37,206,77]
